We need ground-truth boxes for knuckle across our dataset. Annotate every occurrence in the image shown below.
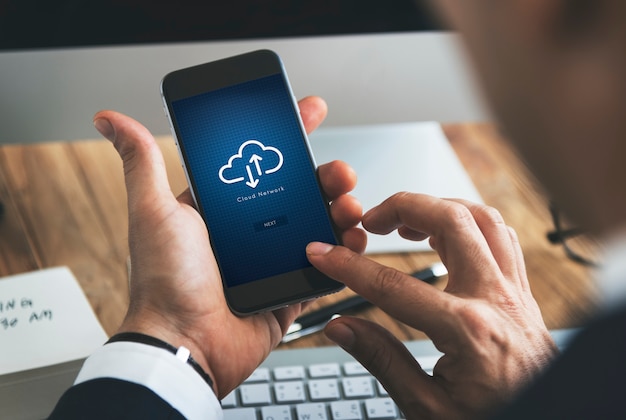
[362,336,395,377]
[441,202,475,230]
[454,300,507,345]
[114,131,156,176]
[114,137,137,163]
[386,191,414,206]
[507,225,520,242]
[115,138,143,177]
[371,265,408,298]
[339,246,361,267]
[393,191,413,200]
[475,205,505,226]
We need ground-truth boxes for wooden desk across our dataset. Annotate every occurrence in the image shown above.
[0,124,600,349]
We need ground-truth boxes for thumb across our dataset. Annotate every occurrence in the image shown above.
[325,316,440,415]
[94,110,175,216]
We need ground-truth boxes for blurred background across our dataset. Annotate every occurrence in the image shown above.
[0,0,488,144]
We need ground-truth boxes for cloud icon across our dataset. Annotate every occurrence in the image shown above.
[218,140,284,188]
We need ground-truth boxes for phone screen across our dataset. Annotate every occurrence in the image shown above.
[169,72,338,289]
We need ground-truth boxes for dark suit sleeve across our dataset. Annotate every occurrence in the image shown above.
[48,378,186,420]
[492,306,626,419]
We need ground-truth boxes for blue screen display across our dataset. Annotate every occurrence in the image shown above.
[172,73,337,287]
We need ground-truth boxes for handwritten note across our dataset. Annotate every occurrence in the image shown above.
[0,296,53,330]
[0,267,108,375]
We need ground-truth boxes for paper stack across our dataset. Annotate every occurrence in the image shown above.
[0,267,108,419]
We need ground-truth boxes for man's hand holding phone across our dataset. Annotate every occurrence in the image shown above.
[93,96,365,398]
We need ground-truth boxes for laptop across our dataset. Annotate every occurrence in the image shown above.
[309,122,484,254]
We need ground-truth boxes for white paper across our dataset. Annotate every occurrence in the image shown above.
[0,267,108,375]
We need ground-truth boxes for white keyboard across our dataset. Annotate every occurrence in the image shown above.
[221,330,577,420]
[222,357,437,419]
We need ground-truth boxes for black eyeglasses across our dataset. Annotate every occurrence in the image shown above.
[546,205,600,267]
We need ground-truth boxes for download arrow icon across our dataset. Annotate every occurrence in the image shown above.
[245,165,259,188]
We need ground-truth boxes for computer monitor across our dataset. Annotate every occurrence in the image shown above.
[0,1,488,144]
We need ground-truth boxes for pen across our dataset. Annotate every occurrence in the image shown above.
[282,262,447,343]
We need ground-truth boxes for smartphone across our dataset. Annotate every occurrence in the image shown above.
[160,50,343,315]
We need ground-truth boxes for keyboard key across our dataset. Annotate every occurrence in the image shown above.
[364,398,397,419]
[343,362,368,376]
[245,367,271,383]
[308,379,340,401]
[309,363,341,378]
[262,405,293,420]
[342,377,375,399]
[274,366,306,380]
[375,381,388,397]
[240,383,272,406]
[274,380,306,403]
[330,401,363,420]
[221,390,237,408]
[223,407,257,420]
[296,402,329,420]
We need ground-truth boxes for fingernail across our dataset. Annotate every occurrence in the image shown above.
[325,320,356,350]
[306,241,334,256]
[94,118,115,142]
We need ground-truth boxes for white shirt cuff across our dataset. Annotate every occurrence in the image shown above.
[74,341,223,420]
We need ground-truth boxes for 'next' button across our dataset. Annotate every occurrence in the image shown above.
[254,215,288,232]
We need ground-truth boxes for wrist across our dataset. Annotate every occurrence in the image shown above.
[107,332,216,395]
[115,318,217,395]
